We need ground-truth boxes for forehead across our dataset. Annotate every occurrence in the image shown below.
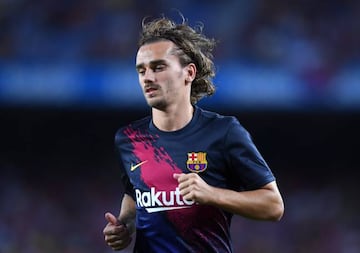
[136,40,177,65]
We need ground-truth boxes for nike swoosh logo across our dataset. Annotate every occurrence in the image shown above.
[130,160,148,171]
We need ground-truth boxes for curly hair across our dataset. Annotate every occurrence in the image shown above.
[138,15,217,105]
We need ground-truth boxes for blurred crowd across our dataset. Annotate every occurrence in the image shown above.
[0,0,359,104]
[0,168,118,253]
[1,0,359,66]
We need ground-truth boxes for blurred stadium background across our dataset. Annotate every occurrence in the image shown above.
[0,0,359,252]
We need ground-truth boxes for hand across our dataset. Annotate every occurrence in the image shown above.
[103,212,132,251]
[173,173,215,205]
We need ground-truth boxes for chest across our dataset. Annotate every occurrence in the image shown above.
[121,132,228,189]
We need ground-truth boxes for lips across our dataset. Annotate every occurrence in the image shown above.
[145,85,159,94]
[146,87,157,93]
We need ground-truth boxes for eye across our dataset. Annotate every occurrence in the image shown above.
[137,68,145,75]
[154,64,166,72]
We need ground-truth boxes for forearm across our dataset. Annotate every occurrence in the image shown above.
[209,181,284,221]
[118,194,136,234]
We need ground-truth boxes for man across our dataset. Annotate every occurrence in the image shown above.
[103,15,284,253]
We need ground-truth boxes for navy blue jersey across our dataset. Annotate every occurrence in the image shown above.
[115,106,275,253]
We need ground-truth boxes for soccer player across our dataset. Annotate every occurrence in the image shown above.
[103,15,284,252]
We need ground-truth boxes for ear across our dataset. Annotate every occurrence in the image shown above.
[185,63,197,83]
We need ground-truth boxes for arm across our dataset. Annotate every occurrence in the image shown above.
[174,173,284,221]
[118,194,136,233]
[103,194,136,251]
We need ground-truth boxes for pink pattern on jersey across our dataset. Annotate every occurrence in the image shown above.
[124,127,182,190]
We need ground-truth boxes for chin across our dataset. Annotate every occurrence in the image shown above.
[147,100,167,110]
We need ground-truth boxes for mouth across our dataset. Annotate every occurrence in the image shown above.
[145,87,157,93]
[145,85,159,95]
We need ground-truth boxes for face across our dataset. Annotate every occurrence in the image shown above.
[136,40,194,110]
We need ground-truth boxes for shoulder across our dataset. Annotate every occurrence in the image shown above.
[197,107,251,142]
[197,107,241,128]
[115,116,151,143]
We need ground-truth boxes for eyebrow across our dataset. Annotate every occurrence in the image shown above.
[136,59,167,70]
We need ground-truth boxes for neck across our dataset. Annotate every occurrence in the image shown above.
[152,104,194,132]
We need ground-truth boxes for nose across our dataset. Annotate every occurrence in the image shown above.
[142,69,155,83]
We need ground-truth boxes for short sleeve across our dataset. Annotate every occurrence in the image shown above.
[225,117,275,190]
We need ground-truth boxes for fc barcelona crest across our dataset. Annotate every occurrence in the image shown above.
[186,152,207,173]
